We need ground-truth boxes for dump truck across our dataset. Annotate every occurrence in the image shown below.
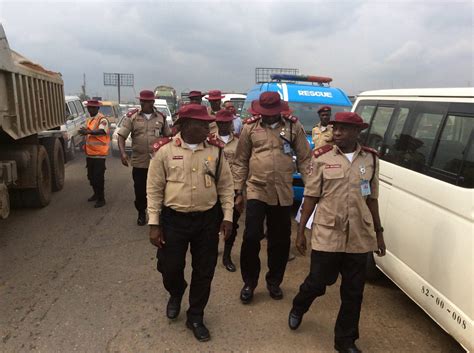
[0,24,67,219]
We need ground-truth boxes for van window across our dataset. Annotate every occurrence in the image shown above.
[432,115,474,177]
[388,107,410,144]
[67,102,78,117]
[459,138,474,188]
[74,101,84,115]
[356,103,376,123]
[366,106,394,151]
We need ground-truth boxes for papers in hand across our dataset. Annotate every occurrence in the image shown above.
[295,197,317,230]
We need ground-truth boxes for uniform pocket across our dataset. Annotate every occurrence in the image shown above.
[248,173,267,186]
[167,159,184,182]
[314,212,336,227]
[363,213,373,225]
[323,168,344,179]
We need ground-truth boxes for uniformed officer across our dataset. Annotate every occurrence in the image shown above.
[207,90,225,135]
[288,112,386,353]
[117,90,171,225]
[215,109,241,272]
[188,90,205,105]
[233,92,312,303]
[79,100,110,208]
[147,104,234,342]
[312,105,333,149]
[223,101,243,135]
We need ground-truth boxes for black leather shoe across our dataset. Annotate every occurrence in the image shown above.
[267,284,283,300]
[94,199,106,208]
[288,309,303,330]
[166,296,182,319]
[240,285,254,304]
[186,321,210,342]
[334,342,362,353]
[87,194,97,202]
[137,212,147,226]
[223,257,236,272]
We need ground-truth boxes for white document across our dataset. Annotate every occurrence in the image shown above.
[295,197,317,230]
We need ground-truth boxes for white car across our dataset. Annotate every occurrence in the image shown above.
[63,95,88,160]
[111,115,132,157]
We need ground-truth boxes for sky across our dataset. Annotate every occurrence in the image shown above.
[0,0,472,102]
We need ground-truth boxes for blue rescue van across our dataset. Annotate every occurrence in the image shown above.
[242,74,352,202]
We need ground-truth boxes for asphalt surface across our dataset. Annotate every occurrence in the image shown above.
[0,153,464,352]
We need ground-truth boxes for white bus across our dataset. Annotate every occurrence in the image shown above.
[353,88,473,351]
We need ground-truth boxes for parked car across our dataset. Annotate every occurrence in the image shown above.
[111,115,132,157]
[63,95,88,160]
[99,101,121,125]
[154,99,173,126]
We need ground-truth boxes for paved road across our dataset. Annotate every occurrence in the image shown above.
[0,154,464,352]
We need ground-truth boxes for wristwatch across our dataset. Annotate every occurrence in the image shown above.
[375,227,384,233]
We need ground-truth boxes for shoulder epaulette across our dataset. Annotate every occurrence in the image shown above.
[243,115,261,124]
[283,115,298,123]
[155,110,166,120]
[126,108,139,117]
[152,137,172,152]
[206,134,225,148]
[361,146,380,157]
[313,144,333,158]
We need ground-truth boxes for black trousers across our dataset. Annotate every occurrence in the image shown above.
[132,167,148,213]
[157,204,220,323]
[240,199,291,288]
[292,250,368,346]
[224,208,241,253]
[86,157,106,200]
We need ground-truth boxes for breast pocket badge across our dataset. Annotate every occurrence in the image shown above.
[360,179,371,196]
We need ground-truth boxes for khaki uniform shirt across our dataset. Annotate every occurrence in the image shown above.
[304,144,379,253]
[147,133,234,225]
[312,123,333,149]
[217,134,239,176]
[233,117,312,206]
[118,110,171,168]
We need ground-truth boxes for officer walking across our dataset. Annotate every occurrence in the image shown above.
[233,92,312,303]
[312,106,333,149]
[188,90,205,105]
[215,109,241,272]
[223,101,243,135]
[207,90,225,135]
[117,90,171,225]
[288,112,386,353]
[147,104,234,342]
[79,100,109,208]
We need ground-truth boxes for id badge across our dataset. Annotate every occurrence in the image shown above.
[360,179,371,196]
[204,174,212,188]
[283,142,291,154]
[154,128,161,137]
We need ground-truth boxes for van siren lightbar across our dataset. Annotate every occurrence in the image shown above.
[270,74,333,84]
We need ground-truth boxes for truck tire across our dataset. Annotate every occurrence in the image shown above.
[22,145,52,207]
[66,136,76,161]
[0,183,10,219]
[366,252,383,281]
[43,138,65,191]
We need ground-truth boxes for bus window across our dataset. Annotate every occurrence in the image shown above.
[459,137,474,188]
[355,102,376,143]
[366,106,394,151]
[432,114,474,183]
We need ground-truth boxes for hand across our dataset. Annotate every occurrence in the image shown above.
[120,153,129,167]
[234,194,245,214]
[78,127,88,136]
[149,225,165,248]
[219,220,233,240]
[375,232,386,257]
[296,231,307,255]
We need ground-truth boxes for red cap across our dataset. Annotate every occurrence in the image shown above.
[137,90,155,101]
[86,100,101,107]
[329,112,369,129]
[215,109,234,122]
[318,106,331,114]
[178,104,215,121]
[251,92,285,116]
[207,90,225,101]
[189,90,205,98]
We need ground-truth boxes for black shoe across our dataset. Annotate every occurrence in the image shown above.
[223,256,236,272]
[186,321,210,342]
[240,285,254,304]
[94,199,106,208]
[137,212,147,226]
[87,194,97,202]
[267,284,283,300]
[288,309,303,330]
[166,296,182,320]
[334,343,362,353]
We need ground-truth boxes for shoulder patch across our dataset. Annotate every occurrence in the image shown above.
[243,115,261,124]
[126,108,139,118]
[283,115,298,123]
[152,137,172,152]
[206,134,225,148]
[361,146,380,157]
[313,144,333,158]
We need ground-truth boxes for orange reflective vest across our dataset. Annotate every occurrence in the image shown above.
[85,114,110,156]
